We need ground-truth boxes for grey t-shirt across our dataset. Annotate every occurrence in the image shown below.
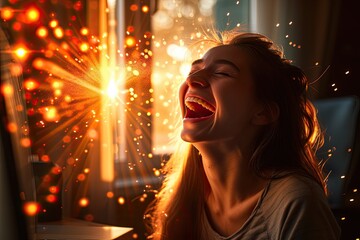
[202,173,341,240]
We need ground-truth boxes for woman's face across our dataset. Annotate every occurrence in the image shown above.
[179,45,265,145]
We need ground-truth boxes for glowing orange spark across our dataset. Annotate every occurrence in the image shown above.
[106,191,114,198]
[49,20,58,28]
[24,78,40,91]
[54,89,62,97]
[20,138,31,148]
[87,129,98,139]
[12,22,22,31]
[79,198,89,207]
[64,95,72,103]
[46,194,57,203]
[125,36,136,47]
[63,135,71,143]
[23,202,40,216]
[142,5,149,13]
[7,122,18,133]
[51,166,62,175]
[53,27,64,39]
[80,27,89,35]
[9,63,22,76]
[49,186,59,194]
[79,42,89,52]
[130,4,138,11]
[77,173,86,181]
[26,7,40,22]
[51,81,63,89]
[41,155,50,162]
[13,45,29,60]
[32,58,45,69]
[41,106,59,122]
[1,83,14,96]
[1,7,14,20]
[36,27,48,38]
[118,197,125,205]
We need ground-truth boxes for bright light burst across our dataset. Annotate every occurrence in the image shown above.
[1,0,158,220]
[1,0,223,224]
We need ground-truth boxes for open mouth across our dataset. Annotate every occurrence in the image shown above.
[184,96,215,119]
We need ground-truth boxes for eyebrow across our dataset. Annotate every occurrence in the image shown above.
[191,59,241,72]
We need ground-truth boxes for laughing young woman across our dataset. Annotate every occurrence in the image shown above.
[146,31,340,240]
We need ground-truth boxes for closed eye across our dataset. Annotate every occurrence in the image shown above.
[214,72,231,77]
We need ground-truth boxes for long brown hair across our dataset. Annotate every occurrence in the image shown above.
[145,30,325,240]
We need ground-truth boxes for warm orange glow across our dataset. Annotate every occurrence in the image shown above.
[142,5,149,13]
[23,202,40,216]
[36,26,48,38]
[1,7,14,20]
[132,233,138,239]
[1,83,14,96]
[77,173,86,181]
[79,197,89,207]
[16,105,23,112]
[106,79,118,99]
[15,47,26,58]
[43,107,59,122]
[12,22,22,31]
[54,89,62,97]
[79,42,89,52]
[26,7,40,22]
[46,194,57,203]
[84,214,94,222]
[118,197,125,205]
[64,95,72,103]
[9,63,23,76]
[80,27,89,35]
[63,135,71,143]
[49,186,59,194]
[67,157,75,165]
[125,36,136,47]
[87,129,98,139]
[106,191,114,198]
[20,137,31,148]
[32,58,45,69]
[14,46,28,60]
[130,4,138,11]
[7,122,18,133]
[52,81,63,89]
[53,27,64,39]
[49,20,58,28]
[24,78,40,91]
[83,168,90,174]
[41,155,50,162]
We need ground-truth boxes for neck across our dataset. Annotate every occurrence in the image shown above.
[196,141,267,212]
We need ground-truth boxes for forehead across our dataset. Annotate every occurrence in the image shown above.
[199,45,250,67]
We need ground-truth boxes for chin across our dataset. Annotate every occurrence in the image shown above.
[180,130,200,143]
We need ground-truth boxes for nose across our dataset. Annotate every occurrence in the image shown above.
[186,70,209,88]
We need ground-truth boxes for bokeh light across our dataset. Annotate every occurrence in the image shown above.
[79,198,89,207]
[1,6,14,20]
[25,7,40,23]
[23,201,40,216]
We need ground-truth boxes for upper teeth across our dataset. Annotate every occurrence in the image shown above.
[185,96,215,112]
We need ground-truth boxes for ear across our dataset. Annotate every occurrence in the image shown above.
[252,102,279,125]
